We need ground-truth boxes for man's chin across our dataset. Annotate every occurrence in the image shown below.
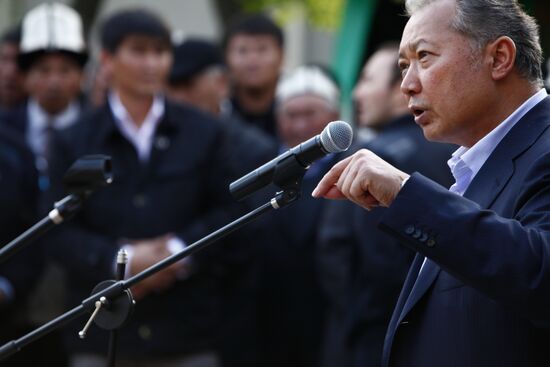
[40,97,70,114]
[421,125,442,142]
[136,86,163,98]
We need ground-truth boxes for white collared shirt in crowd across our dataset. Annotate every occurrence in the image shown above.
[107,91,189,279]
[27,98,80,157]
[108,91,165,162]
[0,100,81,302]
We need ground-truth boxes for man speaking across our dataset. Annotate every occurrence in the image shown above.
[314,0,550,366]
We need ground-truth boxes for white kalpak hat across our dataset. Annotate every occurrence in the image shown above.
[276,65,340,108]
[18,2,88,70]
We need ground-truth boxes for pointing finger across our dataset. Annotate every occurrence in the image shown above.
[312,155,353,198]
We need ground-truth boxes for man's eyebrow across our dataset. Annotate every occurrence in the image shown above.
[399,38,431,59]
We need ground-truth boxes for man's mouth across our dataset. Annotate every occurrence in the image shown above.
[409,105,428,124]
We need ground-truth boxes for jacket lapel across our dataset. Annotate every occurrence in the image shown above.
[464,97,550,205]
[397,258,440,325]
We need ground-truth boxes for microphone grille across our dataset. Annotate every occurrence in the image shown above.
[320,120,353,153]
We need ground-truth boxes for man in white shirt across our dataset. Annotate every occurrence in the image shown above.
[45,8,243,367]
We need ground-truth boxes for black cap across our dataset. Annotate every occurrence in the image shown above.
[169,38,223,84]
[18,50,88,71]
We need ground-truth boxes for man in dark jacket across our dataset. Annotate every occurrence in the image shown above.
[318,43,454,367]
[223,14,284,139]
[46,8,247,367]
[256,65,343,367]
[6,3,88,190]
[167,36,278,367]
[0,125,44,367]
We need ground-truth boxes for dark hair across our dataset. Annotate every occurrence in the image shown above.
[1,24,21,45]
[169,38,224,85]
[223,13,284,50]
[18,50,87,71]
[100,8,171,53]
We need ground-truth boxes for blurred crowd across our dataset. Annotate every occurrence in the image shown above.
[0,3,454,367]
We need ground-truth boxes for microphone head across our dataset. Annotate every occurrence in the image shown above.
[320,120,353,153]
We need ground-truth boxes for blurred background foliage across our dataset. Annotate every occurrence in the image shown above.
[241,0,344,30]
[214,0,344,30]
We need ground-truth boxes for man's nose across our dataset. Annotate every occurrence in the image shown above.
[400,66,421,96]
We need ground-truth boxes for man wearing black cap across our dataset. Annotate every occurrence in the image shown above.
[167,37,277,178]
[167,37,278,367]
[167,38,227,115]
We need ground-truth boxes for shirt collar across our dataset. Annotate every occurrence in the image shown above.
[108,91,165,132]
[27,98,80,131]
[108,91,165,161]
[448,88,547,195]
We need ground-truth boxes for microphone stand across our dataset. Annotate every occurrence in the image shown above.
[0,157,307,362]
[106,249,128,367]
[0,154,113,263]
[0,194,84,263]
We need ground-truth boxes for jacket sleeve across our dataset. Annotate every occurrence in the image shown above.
[378,167,550,325]
[173,119,263,274]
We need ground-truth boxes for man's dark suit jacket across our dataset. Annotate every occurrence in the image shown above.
[379,97,550,366]
[256,152,339,367]
[0,125,40,301]
[45,99,251,358]
[318,115,454,367]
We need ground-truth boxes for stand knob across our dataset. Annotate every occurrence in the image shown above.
[78,296,108,339]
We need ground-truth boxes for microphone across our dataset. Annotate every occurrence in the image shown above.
[230,120,353,200]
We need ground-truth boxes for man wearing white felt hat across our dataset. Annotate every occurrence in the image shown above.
[0,4,89,366]
[18,2,87,68]
[13,2,88,189]
[256,64,343,367]
[275,65,340,148]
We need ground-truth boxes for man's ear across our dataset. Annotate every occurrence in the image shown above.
[487,36,516,81]
[100,49,113,73]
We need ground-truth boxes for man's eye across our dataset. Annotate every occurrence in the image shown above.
[399,64,409,77]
